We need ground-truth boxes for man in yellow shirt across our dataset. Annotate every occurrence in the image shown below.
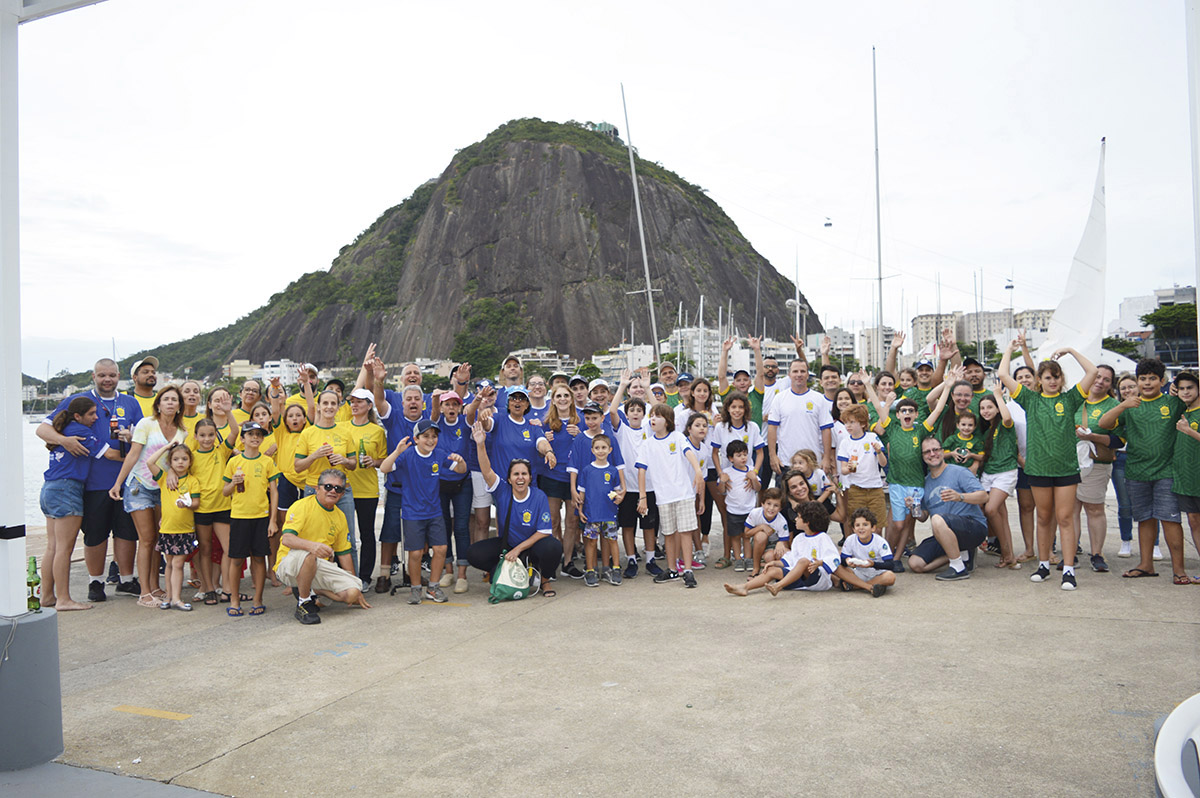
[277,471,371,625]
[128,356,158,417]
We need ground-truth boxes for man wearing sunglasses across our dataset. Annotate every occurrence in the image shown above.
[276,470,371,625]
[906,437,989,581]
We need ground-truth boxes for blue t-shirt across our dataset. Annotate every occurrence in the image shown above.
[543,422,577,482]
[379,395,426,495]
[488,413,546,479]
[44,421,110,482]
[577,461,621,524]
[566,429,625,476]
[435,416,471,483]
[392,446,453,520]
[527,401,550,424]
[43,390,142,490]
[921,464,987,526]
[487,477,553,546]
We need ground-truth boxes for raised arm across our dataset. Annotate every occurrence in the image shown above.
[819,335,831,367]
[997,339,1020,395]
[861,371,890,434]
[717,338,733,394]
[471,421,497,487]
[885,330,904,375]
[1055,347,1098,395]
[927,369,957,427]
[370,358,389,418]
[933,328,955,385]
[610,369,631,430]
[751,337,765,393]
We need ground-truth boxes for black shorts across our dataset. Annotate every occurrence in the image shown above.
[538,475,571,501]
[277,479,301,510]
[1176,492,1200,515]
[1026,473,1082,489]
[228,516,270,559]
[705,467,718,484]
[194,509,232,526]
[726,513,749,537]
[81,490,137,547]
[618,490,659,530]
[1016,468,1031,491]
[912,515,988,562]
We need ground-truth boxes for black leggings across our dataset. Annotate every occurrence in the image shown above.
[355,497,378,583]
[698,485,715,536]
[467,536,564,580]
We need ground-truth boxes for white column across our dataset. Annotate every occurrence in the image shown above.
[0,1,26,616]
[1186,1,1200,349]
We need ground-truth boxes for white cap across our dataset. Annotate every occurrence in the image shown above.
[348,388,374,403]
[129,356,159,379]
[588,378,610,392]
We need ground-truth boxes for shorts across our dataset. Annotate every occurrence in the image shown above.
[470,471,492,510]
[122,481,161,513]
[851,566,884,582]
[780,562,831,591]
[583,521,620,540]
[538,475,571,501]
[276,548,361,595]
[845,486,887,528]
[380,490,403,544]
[228,516,270,558]
[657,498,698,536]
[402,516,447,552]
[40,478,84,519]
[82,490,138,547]
[727,513,749,538]
[1016,467,1030,491]
[619,491,659,530]
[889,484,925,521]
[194,509,231,526]
[1176,492,1200,515]
[277,478,302,510]
[1075,462,1112,504]
[1128,478,1181,524]
[911,515,988,562]
[156,531,196,556]
[1026,473,1081,489]
[705,467,718,484]
[980,469,1018,497]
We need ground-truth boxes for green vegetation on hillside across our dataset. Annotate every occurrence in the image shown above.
[449,298,532,377]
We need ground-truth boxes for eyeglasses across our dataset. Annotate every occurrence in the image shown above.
[848,380,864,386]
[319,483,347,494]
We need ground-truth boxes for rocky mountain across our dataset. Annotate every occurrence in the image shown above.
[134,119,820,377]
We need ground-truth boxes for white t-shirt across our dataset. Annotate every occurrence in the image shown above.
[722,465,759,515]
[673,404,714,434]
[836,432,885,489]
[805,467,832,500]
[761,380,787,421]
[709,421,764,472]
[831,420,850,454]
[767,388,834,464]
[746,505,790,541]
[129,417,186,489]
[614,421,653,492]
[1006,399,1028,459]
[635,430,698,505]
[841,532,893,566]
[783,531,841,574]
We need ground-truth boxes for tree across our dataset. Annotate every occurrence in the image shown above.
[576,361,602,380]
[654,353,696,375]
[1142,303,1197,363]
[1102,335,1140,357]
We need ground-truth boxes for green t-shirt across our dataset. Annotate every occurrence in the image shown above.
[1012,384,1087,477]
[717,385,765,427]
[664,391,681,408]
[1109,393,1185,481]
[942,431,980,468]
[880,417,936,488]
[1080,395,1119,463]
[982,420,1019,475]
[905,386,934,424]
[968,388,988,418]
[1172,404,1200,497]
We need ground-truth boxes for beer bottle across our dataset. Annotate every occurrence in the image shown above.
[235,465,245,493]
[27,556,41,612]
[358,439,368,468]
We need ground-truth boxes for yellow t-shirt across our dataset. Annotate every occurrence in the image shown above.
[272,425,307,488]
[187,440,234,513]
[231,407,251,427]
[284,394,352,423]
[294,422,355,488]
[343,420,387,499]
[157,473,200,535]
[180,413,203,437]
[278,495,352,562]
[223,452,279,519]
[129,391,156,418]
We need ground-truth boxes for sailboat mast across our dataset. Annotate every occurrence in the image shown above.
[620,84,661,367]
[872,47,884,370]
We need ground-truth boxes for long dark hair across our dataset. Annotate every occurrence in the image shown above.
[152,385,185,429]
[49,396,96,451]
[719,391,750,427]
[831,388,855,422]
[977,395,1002,471]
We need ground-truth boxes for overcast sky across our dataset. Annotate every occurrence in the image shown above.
[15,0,1198,374]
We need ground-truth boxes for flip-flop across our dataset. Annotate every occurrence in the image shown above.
[542,588,557,598]
[248,605,266,615]
[219,591,250,603]
[1173,574,1194,586]
[1122,568,1159,578]
[1016,552,1037,563]
[226,606,244,617]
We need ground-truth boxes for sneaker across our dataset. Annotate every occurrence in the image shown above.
[438,573,454,588]
[733,558,746,572]
[425,585,448,603]
[106,561,119,584]
[407,586,423,604]
[454,577,469,594]
[623,559,638,580]
[984,538,1002,556]
[645,560,664,577]
[871,583,888,597]
[1153,546,1164,561]
[390,557,401,576]
[1090,554,1109,573]
[1061,572,1077,591]
[689,559,706,571]
[584,569,600,587]
[1030,564,1051,583]
[682,570,697,588]
[1117,541,1133,558]
[893,559,906,573]
[295,599,321,625]
[693,551,706,565]
[605,568,622,586]
[564,563,585,580]
[115,578,141,597]
[361,579,371,593]
[653,569,680,583]
[935,566,969,581]
[88,580,107,603]
[375,576,391,594]
[653,549,667,561]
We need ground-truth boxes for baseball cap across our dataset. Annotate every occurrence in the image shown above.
[129,356,159,379]
[240,421,265,435]
[476,378,493,390]
[733,369,751,380]
[412,419,438,437]
[649,382,666,393]
[676,372,694,384]
[325,378,346,391]
[915,358,935,369]
[581,401,604,415]
[348,388,374,403]
[503,354,521,366]
[568,375,588,388]
[439,391,463,404]
[301,362,318,375]
[506,385,530,400]
[962,357,983,369]
[588,378,610,392]
[550,371,570,382]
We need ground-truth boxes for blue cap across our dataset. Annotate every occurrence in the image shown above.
[477,378,493,389]
[412,419,438,437]
[677,372,694,383]
[915,358,935,369]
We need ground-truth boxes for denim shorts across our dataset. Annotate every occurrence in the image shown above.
[40,478,85,519]
[402,516,447,551]
[122,481,161,513]
[1128,478,1180,524]
[889,484,925,521]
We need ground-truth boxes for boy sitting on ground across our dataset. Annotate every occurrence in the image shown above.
[724,501,839,596]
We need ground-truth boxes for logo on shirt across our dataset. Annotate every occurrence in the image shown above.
[810,547,818,560]
[431,463,439,474]
[522,430,531,439]
[604,473,611,483]
[522,511,532,524]
[668,443,676,453]
[1054,402,1064,415]
[541,511,551,524]
[287,511,296,522]
[117,407,126,418]
[912,436,919,446]
[862,442,870,452]
[805,402,814,411]
[1192,421,1198,431]
[455,429,462,438]
[1161,406,1171,417]
[868,549,878,558]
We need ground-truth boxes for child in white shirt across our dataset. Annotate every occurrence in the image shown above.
[836,507,896,597]
[724,501,840,596]
[719,440,759,571]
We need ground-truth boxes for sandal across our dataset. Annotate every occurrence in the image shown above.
[172,601,193,611]
[542,588,557,598]
[1122,568,1158,578]
[226,606,244,617]
[137,594,159,608]
[150,588,167,600]
[714,557,733,569]
[248,605,266,615]
[219,591,250,603]
[1016,552,1036,563]
[203,591,219,605]
[1173,574,1194,586]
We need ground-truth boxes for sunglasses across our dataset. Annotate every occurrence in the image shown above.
[848,380,864,386]
[319,483,347,494]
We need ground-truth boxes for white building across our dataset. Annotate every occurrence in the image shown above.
[592,344,657,381]
[507,347,577,375]
[807,327,854,363]
[911,312,962,355]
[21,384,38,402]
[1156,285,1196,307]
[222,359,260,380]
[256,359,303,385]
[858,325,897,370]
[1014,309,1053,334]
[958,310,1013,347]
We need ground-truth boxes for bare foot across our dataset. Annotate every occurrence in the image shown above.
[268,571,282,588]
[40,598,56,608]
[765,582,782,596]
[723,583,748,597]
[1016,551,1036,563]
[55,600,93,611]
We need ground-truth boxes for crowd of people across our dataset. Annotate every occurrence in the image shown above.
[33,329,1200,624]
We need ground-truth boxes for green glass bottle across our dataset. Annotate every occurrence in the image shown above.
[358,438,368,468]
[27,556,41,612]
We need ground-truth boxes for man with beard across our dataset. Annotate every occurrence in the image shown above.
[128,356,158,417]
